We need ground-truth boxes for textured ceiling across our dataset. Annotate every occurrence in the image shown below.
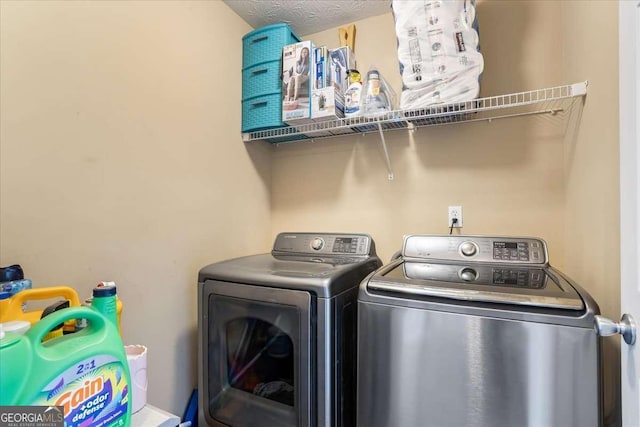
[223,0,392,37]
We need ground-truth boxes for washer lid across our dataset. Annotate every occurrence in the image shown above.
[368,261,584,310]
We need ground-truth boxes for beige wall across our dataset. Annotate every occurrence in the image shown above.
[0,0,272,415]
[561,2,621,425]
[272,2,567,264]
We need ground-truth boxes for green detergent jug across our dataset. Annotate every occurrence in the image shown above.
[0,306,131,427]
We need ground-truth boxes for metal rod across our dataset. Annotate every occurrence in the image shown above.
[377,123,394,180]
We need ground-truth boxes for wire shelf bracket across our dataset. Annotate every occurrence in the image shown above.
[377,122,394,180]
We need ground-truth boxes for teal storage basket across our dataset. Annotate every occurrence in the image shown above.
[242,60,283,101]
[241,93,310,143]
[242,23,300,69]
[241,23,304,138]
[242,92,285,132]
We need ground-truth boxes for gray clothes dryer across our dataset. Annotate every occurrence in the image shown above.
[357,235,603,427]
[198,232,381,427]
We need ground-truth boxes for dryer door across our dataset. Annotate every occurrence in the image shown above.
[202,280,312,427]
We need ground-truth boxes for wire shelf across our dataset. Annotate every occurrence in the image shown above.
[242,82,587,144]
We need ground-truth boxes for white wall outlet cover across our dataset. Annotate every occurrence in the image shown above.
[448,206,463,227]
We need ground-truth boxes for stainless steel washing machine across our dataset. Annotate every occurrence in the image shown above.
[357,235,604,427]
[198,232,381,427]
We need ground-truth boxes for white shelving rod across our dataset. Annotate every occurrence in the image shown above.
[377,122,394,181]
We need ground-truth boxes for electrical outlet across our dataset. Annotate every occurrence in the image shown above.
[448,206,463,228]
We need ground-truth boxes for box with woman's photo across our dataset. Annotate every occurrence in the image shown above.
[282,41,314,124]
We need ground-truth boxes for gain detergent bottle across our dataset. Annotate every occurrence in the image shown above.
[0,299,131,426]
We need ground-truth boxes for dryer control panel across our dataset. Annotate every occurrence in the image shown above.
[273,233,374,256]
[403,235,548,265]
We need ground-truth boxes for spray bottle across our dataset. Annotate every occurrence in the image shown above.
[344,69,363,118]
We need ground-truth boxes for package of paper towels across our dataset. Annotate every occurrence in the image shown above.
[126,345,148,413]
[392,0,484,109]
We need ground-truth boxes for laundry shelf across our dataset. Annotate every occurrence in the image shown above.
[242,82,588,145]
[243,82,587,180]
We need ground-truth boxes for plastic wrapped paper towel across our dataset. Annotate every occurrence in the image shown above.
[126,345,148,413]
[392,0,484,109]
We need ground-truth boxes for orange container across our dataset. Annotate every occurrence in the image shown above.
[0,285,123,336]
[0,286,81,325]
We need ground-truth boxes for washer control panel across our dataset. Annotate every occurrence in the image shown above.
[273,233,373,256]
[492,241,538,262]
[403,262,547,289]
[403,235,548,265]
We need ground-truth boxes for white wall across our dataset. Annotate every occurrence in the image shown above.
[0,0,272,415]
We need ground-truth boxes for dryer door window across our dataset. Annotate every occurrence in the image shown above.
[226,317,295,406]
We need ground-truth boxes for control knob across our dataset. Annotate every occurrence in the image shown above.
[311,238,324,251]
[460,241,478,257]
[459,267,478,282]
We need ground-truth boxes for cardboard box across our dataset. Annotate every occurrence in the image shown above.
[314,46,328,90]
[312,87,344,122]
[282,41,314,124]
[327,46,356,96]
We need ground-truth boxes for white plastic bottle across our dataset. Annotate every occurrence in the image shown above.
[344,69,363,118]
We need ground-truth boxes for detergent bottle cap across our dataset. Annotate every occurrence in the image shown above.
[1,320,30,335]
[367,69,380,80]
[93,285,117,297]
[0,323,21,345]
[0,264,24,282]
[347,69,361,84]
[0,323,22,347]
